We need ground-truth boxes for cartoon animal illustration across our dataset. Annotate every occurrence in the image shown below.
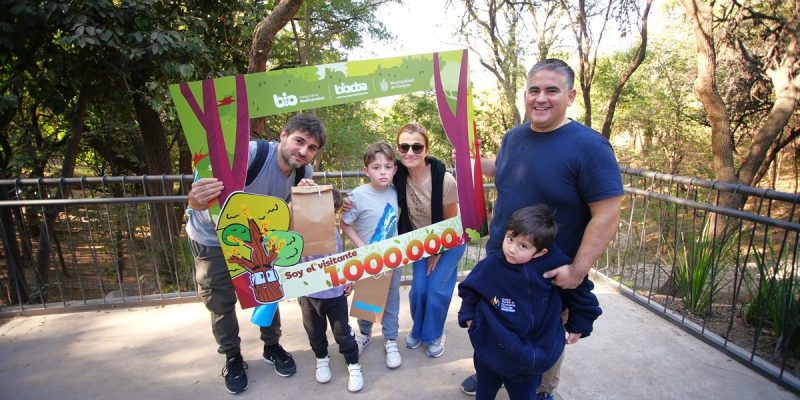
[223,214,303,304]
[225,218,287,303]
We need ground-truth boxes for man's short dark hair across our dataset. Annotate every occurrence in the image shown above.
[528,59,575,91]
[506,204,559,250]
[284,113,327,149]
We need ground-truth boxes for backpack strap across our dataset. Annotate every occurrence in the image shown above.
[245,140,268,186]
[246,139,307,187]
[294,166,305,186]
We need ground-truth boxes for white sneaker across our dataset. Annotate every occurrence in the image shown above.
[384,340,402,369]
[355,334,371,355]
[426,333,446,358]
[315,357,331,384]
[347,363,364,392]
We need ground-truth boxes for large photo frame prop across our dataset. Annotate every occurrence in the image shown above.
[170,50,486,308]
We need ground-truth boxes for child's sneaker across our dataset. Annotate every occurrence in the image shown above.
[221,353,248,394]
[405,333,421,349]
[262,343,297,377]
[384,340,402,369]
[347,363,364,392]
[355,333,371,355]
[460,374,477,396]
[315,356,331,384]
[426,333,446,358]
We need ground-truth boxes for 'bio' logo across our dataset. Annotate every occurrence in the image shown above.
[273,92,298,108]
[334,82,368,95]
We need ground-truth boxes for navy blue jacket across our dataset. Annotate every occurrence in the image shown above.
[458,247,601,382]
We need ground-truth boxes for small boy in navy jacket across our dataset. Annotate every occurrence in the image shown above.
[458,204,601,400]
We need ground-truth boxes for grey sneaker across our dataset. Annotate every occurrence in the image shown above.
[356,334,371,355]
[426,333,446,358]
[460,374,477,396]
[405,333,421,349]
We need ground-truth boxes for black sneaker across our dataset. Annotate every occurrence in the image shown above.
[536,392,555,400]
[461,374,477,396]
[262,344,297,377]
[221,353,248,394]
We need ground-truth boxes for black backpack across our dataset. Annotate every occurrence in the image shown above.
[245,140,305,187]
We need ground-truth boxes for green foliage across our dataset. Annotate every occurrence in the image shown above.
[1,0,400,179]
[473,89,514,158]
[669,218,737,314]
[745,242,800,356]
[317,102,384,172]
[269,0,395,67]
[589,31,713,177]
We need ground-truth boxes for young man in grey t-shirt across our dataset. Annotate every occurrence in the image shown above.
[186,113,326,394]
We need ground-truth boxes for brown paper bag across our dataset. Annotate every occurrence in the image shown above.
[290,185,336,257]
[349,272,393,324]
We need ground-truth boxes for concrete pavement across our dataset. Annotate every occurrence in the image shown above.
[0,279,796,400]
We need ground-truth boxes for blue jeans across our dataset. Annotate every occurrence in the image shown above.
[408,244,466,343]
[358,268,402,340]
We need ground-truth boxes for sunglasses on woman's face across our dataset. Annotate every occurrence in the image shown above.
[399,143,425,154]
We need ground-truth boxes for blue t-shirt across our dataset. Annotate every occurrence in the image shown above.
[488,121,624,257]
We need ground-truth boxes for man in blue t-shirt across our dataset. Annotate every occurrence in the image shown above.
[187,113,326,395]
[461,59,624,399]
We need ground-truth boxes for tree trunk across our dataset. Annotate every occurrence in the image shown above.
[61,86,91,178]
[600,0,653,139]
[248,0,305,73]
[0,188,29,304]
[177,133,192,176]
[29,85,93,300]
[752,128,800,187]
[683,0,737,185]
[129,69,178,283]
[682,0,744,227]
[737,34,800,187]
[248,0,305,136]
[465,0,524,127]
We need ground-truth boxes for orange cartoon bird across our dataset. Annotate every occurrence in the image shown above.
[218,96,235,106]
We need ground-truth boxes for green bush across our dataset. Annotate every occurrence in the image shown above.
[670,219,737,314]
[745,243,800,357]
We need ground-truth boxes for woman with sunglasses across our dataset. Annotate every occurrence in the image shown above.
[393,123,467,358]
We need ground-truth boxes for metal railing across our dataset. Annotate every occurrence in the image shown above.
[0,168,799,393]
[602,167,800,393]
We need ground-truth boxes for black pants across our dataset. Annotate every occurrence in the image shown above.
[297,295,359,365]
[474,354,541,400]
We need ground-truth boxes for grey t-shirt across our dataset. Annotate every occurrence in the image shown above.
[341,184,399,244]
[186,141,313,246]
